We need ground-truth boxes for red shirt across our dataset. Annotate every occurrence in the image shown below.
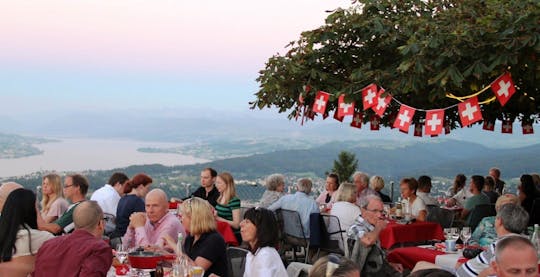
[33,229,112,277]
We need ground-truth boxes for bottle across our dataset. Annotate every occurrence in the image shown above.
[177,232,184,256]
[395,197,403,218]
[531,224,540,259]
[155,261,164,277]
[402,197,410,220]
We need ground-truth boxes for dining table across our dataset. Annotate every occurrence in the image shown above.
[379,220,445,249]
[387,246,463,270]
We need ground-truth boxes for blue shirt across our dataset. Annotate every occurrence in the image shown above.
[268,192,319,237]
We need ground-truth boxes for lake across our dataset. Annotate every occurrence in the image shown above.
[0,137,208,178]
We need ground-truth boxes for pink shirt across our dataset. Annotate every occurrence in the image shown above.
[123,212,185,248]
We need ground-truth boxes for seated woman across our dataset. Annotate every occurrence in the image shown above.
[518,174,540,225]
[111,173,152,239]
[370,176,391,203]
[400,178,427,221]
[215,172,241,241]
[241,207,287,277]
[259,173,285,208]
[469,194,519,247]
[0,188,54,277]
[40,173,69,223]
[180,197,228,277]
[316,173,340,209]
[330,182,361,238]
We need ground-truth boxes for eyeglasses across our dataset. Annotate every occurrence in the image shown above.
[364,208,385,214]
[63,185,74,189]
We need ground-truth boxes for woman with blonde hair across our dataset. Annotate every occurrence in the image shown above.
[40,173,68,223]
[330,183,361,236]
[180,197,228,277]
[215,172,241,241]
[370,175,391,203]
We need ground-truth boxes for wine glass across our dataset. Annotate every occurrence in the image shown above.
[461,227,471,246]
[451,227,460,240]
[444,228,452,240]
[116,244,128,264]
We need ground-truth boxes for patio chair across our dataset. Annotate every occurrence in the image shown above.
[426,205,454,229]
[226,246,249,277]
[277,209,311,263]
[467,204,496,232]
[317,214,346,257]
[103,212,116,237]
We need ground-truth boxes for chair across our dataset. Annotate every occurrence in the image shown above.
[528,198,540,226]
[226,246,249,277]
[467,204,496,232]
[277,209,311,263]
[317,214,346,257]
[103,212,116,237]
[426,205,455,229]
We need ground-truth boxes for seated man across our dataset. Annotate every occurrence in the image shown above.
[456,203,529,277]
[491,235,538,277]
[268,178,319,238]
[461,175,490,221]
[34,201,113,276]
[90,172,129,216]
[353,172,377,207]
[38,174,88,234]
[123,188,185,248]
[348,195,403,277]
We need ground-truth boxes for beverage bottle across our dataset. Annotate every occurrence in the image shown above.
[395,197,403,218]
[531,224,540,259]
[155,261,164,277]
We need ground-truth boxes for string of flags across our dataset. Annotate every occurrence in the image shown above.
[298,72,534,136]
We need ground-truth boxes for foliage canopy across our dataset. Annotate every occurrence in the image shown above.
[332,150,359,182]
[251,0,540,129]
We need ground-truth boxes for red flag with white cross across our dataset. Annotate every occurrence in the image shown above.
[333,109,344,122]
[502,120,513,134]
[491,72,516,107]
[337,94,355,117]
[445,123,451,135]
[370,115,380,131]
[393,105,415,132]
[522,122,534,134]
[458,97,482,127]
[373,88,391,116]
[483,120,495,131]
[362,84,378,111]
[424,109,444,136]
[414,123,423,137]
[312,91,329,114]
[350,112,363,128]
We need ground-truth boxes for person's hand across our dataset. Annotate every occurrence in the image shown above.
[130,212,147,228]
[374,218,388,230]
[389,262,404,273]
[446,198,457,207]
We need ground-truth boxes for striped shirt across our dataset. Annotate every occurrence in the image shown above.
[216,196,241,221]
[456,242,495,277]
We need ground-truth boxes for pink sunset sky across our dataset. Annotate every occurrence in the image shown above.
[0,0,351,114]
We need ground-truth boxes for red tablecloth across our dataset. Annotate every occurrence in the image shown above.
[216,221,238,246]
[379,221,445,249]
[387,247,445,270]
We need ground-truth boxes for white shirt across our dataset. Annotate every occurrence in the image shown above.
[452,188,473,207]
[417,191,438,206]
[244,247,287,277]
[410,197,426,218]
[14,226,54,257]
[330,201,361,234]
[90,184,121,216]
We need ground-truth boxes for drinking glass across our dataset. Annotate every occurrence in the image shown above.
[461,227,471,246]
[451,227,460,240]
[444,228,452,240]
[116,244,128,264]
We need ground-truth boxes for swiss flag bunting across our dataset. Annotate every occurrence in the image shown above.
[337,94,355,117]
[370,115,380,131]
[414,123,423,137]
[312,91,330,114]
[458,97,483,127]
[502,120,513,134]
[491,72,516,107]
[334,109,344,122]
[373,88,391,116]
[522,122,534,134]
[482,120,495,131]
[445,124,451,135]
[350,112,363,128]
[362,84,378,110]
[393,105,416,132]
[425,110,444,136]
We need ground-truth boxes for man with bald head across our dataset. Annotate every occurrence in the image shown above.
[123,188,184,248]
[34,201,113,276]
[492,235,538,277]
[0,182,23,215]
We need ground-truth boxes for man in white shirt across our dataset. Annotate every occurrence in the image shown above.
[417,175,438,206]
[90,172,129,216]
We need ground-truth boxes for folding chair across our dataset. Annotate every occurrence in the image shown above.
[278,209,311,264]
[317,214,346,257]
[226,246,249,277]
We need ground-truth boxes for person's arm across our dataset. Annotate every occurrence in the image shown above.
[193,256,213,272]
[461,208,471,220]
[217,209,241,229]
[79,243,113,277]
[360,219,387,246]
[416,209,427,222]
[130,212,151,247]
[37,212,63,234]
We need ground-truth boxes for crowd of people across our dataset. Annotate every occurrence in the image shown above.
[0,166,538,277]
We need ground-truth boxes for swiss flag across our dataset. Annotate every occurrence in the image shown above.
[334,109,344,122]
[424,110,444,136]
[322,112,329,120]
[362,84,378,110]
[307,110,315,120]
[483,120,495,131]
[373,88,391,116]
[414,123,423,137]
[350,112,363,128]
[393,105,415,132]
[337,94,355,117]
[370,115,380,131]
[312,91,329,114]
[522,122,534,134]
[491,73,516,107]
[458,97,483,127]
[502,120,513,134]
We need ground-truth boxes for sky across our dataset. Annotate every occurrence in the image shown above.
[0,0,353,115]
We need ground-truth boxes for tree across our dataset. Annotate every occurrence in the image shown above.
[251,0,539,130]
[332,151,358,182]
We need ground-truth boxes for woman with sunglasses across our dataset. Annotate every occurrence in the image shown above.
[240,207,287,277]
